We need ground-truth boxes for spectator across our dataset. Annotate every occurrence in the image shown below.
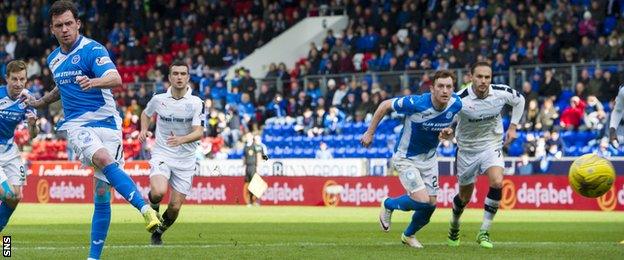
[315,142,333,159]
[583,95,606,131]
[516,153,534,175]
[539,69,561,100]
[587,69,606,98]
[521,99,540,131]
[560,96,586,130]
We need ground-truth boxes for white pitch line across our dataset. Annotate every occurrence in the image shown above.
[15,241,619,250]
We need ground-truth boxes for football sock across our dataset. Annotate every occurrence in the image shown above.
[384,195,433,211]
[404,204,436,236]
[89,180,111,260]
[451,195,466,229]
[101,163,146,211]
[156,207,179,234]
[0,181,16,232]
[0,201,15,232]
[481,187,502,231]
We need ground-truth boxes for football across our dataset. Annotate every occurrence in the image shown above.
[568,154,616,198]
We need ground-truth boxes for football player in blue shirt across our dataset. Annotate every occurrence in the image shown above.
[361,70,461,248]
[25,1,160,259]
[0,60,38,232]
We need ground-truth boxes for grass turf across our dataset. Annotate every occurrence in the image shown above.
[2,204,623,259]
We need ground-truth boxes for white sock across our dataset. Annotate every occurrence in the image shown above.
[481,197,499,231]
[140,205,150,214]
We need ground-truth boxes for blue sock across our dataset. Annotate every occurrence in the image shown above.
[89,202,111,259]
[0,181,16,232]
[404,204,436,236]
[101,163,146,211]
[384,195,432,211]
[89,180,111,260]
[0,202,15,232]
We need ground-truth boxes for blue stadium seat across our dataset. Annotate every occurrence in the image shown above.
[293,136,303,148]
[508,144,524,156]
[293,148,304,158]
[343,134,355,147]
[303,148,315,158]
[366,147,379,158]
[345,147,357,158]
[334,135,344,147]
[335,147,346,158]
[356,147,367,157]
[603,16,617,35]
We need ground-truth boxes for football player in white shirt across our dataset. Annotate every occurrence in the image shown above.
[447,61,525,248]
[139,61,204,245]
[608,85,624,246]
[609,86,624,148]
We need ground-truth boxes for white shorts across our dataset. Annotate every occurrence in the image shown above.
[66,127,124,183]
[149,157,197,195]
[455,147,505,185]
[392,156,439,196]
[0,155,26,186]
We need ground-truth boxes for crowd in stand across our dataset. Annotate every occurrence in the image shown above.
[1,0,624,161]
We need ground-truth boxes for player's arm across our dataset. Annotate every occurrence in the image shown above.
[76,70,122,90]
[167,100,205,146]
[25,86,60,108]
[77,45,122,90]
[139,98,157,143]
[609,88,624,146]
[361,95,417,147]
[25,109,39,139]
[360,99,393,147]
[504,88,526,146]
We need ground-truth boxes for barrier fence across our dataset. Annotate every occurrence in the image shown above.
[22,160,624,211]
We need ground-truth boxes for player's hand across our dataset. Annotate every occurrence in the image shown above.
[360,132,374,147]
[19,92,43,108]
[25,110,37,124]
[609,127,619,149]
[138,130,152,143]
[166,131,183,146]
[504,126,517,146]
[439,127,454,140]
[76,76,93,91]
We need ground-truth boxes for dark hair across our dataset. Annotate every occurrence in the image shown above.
[6,60,27,77]
[432,70,456,85]
[169,60,189,73]
[49,0,79,21]
[470,61,491,75]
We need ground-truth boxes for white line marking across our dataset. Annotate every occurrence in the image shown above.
[15,241,619,250]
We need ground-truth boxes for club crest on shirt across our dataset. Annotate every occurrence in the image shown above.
[71,55,80,64]
[446,111,453,119]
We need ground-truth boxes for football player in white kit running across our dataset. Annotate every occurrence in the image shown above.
[139,60,204,245]
[447,61,525,248]
[607,84,624,245]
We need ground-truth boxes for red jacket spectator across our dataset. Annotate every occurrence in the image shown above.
[560,96,586,129]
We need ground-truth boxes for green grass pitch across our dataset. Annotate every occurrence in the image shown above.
[2,204,623,259]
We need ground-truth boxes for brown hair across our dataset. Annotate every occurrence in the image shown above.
[470,61,491,74]
[6,60,27,78]
[169,60,189,73]
[432,69,456,85]
[49,0,79,21]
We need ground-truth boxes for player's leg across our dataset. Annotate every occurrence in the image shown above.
[88,178,111,260]
[148,159,171,214]
[68,128,160,232]
[476,165,504,249]
[448,149,479,246]
[400,165,438,249]
[152,165,193,245]
[0,159,26,232]
[0,183,22,232]
[152,188,186,245]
